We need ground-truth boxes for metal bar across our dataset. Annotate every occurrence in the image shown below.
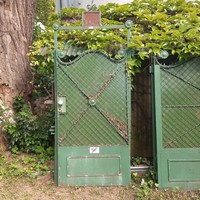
[153,64,163,185]
[59,107,89,145]
[162,105,200,108]
[125,21,132,174]
[54,30,58,50]
[60,0,62,9]
[94,106,128,142]
[130,165,150,173]
[162,68,200,91]
[127,74,132,184]
[127,76,131,145]
[67,174,121,177]
[90,63,123,99]
[150,57,157,178]
[53,29,58,186]
[155,56,196,69]
[90,71,118,99]
[171,123,200,146]
[58,66,89,99]
[126,28,131,47]
[58,24,125,31]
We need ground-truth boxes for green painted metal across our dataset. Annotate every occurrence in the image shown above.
[152,56,200,189]
[53,28,59,185]
[62,44,87,57]
[53,24,126,31]
[53,21,132,186]
[58,146,130,186]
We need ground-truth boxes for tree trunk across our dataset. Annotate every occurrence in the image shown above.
[0,0,36,107]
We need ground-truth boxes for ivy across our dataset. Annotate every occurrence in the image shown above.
[35,0,55,26]
[5,97,54,154]
[50,7,85,23]
[29,0,200,77]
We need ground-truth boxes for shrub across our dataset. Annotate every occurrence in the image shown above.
[5,97,54,153]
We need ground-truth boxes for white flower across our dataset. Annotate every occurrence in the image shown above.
[36,22,46,32]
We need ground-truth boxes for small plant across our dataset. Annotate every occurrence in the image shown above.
[5,96,54,154]
[12,96,25,112]
[0,152,52,180]
[0,103,14,151]
[131,156,151,166]
[131,157,158,199]
[132,171,159,199]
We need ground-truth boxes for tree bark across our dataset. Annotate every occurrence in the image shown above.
[0,0,36,107]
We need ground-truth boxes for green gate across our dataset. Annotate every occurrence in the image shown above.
[152,56,200,189]
[53,22,132,186]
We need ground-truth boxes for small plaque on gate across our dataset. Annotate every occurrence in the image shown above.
[89,147,100,154]
[82,11,101,28]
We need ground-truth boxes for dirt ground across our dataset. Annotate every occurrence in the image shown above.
[0,151,200,200]
[0,174,134,200]
[1,173,200,200]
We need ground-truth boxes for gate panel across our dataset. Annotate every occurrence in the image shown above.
[55,51,131,186]
[153,57,200,189]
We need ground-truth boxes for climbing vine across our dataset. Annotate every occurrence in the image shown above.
[29,0,200,77]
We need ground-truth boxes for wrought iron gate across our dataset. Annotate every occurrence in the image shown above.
[53,22,132,186]
[152,56,200,189]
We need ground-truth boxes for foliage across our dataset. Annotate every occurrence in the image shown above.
[0,105,7,127]
[0,103,14,135]
[30,24,55,98]
[31,0,56,99]
[29,0,200,78]
[12,96,25,113]
[2,0,55,157]
[35,0,55,26]
[5,97,54,154]
[131,157,158,199]
[31,71,53,100]
[123,0,200,61]
[49,7,85,24]
[27,0,200,162]
[131,156,151,166]
[0,151,200,199]
[29,27,56,76]
[132,167,158,199]
[0,150,52,180]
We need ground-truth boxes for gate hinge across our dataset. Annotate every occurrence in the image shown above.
[50,126,55,135]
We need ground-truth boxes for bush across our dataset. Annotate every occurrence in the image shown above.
[5,97,54,154]
[29,0,200,78]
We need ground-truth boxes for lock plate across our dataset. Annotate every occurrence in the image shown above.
[58,96,66,114]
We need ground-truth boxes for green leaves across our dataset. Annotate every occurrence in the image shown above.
[35,0,55,26]
[0,152,52,180]
[5,97,54,154]
[138,51,149,60]
[30,0,200,76]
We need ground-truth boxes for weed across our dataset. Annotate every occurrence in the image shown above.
[5,96,54,154]
[0,152,52,181]
[131,157,151,166]
[131,157,158,199]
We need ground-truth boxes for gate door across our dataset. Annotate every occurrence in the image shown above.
[54,50,131,186]
[152,57,200,189]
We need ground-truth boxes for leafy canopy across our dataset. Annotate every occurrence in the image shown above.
[29,0,200,75]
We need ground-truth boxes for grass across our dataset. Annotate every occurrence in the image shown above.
[0,150,200,200]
